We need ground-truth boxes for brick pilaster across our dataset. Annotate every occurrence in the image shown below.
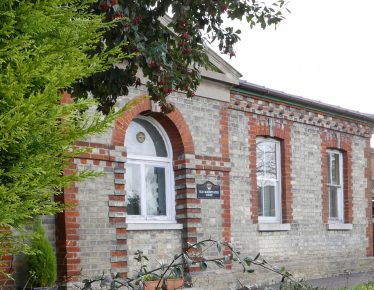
[55,164,80,282]
[364,140,373,256]
[220,105,231,268]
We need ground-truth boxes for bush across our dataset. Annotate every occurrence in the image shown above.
[27,219,57,287]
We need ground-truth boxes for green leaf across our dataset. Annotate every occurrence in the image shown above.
[213,260,225,268]
[216,242,222,253]
[200,261,208,271]
[244,257,252,267]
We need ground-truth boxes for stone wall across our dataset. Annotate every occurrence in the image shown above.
[126,230,182,277]
[51,85,373,289]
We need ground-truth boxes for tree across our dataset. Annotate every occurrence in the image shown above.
[73,0,289,113]
[0,0,131,257]
[26,219,57,288]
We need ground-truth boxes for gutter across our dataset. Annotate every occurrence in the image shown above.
[235,80,374,125]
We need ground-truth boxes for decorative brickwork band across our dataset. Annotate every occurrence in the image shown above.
[230,93,372,138]
[320,130,353,224]
[248,115,293,224]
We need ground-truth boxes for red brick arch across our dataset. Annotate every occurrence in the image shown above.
[111,96,195,156]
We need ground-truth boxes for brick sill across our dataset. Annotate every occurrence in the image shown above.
[127,222,183,231]
[257,223,291,232]
[327,223,353,231]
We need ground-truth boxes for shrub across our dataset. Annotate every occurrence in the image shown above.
[27,219,57,287]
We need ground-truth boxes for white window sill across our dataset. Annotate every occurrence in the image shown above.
[127,222,183,231]
[327,223,352,231]
[257,223,291,232]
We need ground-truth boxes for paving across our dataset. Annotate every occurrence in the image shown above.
[266,271,374,289]
[305,271,374,289]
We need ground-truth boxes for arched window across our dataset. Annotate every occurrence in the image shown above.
[125,116,175,222]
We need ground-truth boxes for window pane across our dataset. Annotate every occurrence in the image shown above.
[125,119,167,157]
[329,186,338,218]
[145,166,166,216]
[126,163,141,215]
[256,142,265,179]
[257,180,276,217]
[331,153,340,185]
[264,142,277,179]
[263,184,276,216]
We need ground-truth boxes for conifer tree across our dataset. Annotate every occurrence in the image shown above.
[0,0,130,256]
[27,219,57,287]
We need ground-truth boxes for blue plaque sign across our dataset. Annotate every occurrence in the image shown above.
[197,181,220,199]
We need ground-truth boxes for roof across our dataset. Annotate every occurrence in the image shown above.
[235,80,374,125]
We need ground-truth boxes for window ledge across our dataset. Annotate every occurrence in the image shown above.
[327,223,352,231]
[127,222,183,231]
[257,223,291,232]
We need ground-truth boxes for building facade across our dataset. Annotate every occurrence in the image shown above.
[5,50,374,289]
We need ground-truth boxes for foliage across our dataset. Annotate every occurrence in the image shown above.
[0,0,131,258]
[76,239,310,290]
[142,274,160,282]
[347,282,374,290]
[73,0,289,113]
[27,219,57,287]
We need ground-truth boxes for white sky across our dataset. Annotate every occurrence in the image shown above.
[212,0,374,117]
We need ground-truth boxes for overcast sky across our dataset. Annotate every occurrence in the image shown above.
[213,0,374,118]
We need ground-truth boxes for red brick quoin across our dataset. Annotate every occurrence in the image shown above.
[55,164,81,282]
[247,115,293,224]
[55,93,81,283]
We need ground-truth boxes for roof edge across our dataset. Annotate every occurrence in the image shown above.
[236,80,374,125]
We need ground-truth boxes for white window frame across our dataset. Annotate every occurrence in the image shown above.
[126,116,176,223]
[256,137,282,223]
[327,149,344,223]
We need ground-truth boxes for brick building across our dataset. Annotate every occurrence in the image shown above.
[7,49,374,289]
